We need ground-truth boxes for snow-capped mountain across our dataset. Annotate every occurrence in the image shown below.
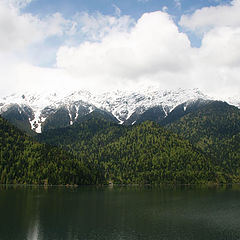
[0,87,227,133]
[226,96,240,109]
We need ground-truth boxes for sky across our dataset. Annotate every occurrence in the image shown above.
[0,0,240,98]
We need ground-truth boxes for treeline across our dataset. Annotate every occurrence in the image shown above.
[0,116,95,185]
[37,114,227,184]
[1,100,240,185]
[166,101,240,183]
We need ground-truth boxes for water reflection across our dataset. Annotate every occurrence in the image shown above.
[0,185,240,240]
[27,218,39,240]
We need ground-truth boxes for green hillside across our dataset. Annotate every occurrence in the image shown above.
[166,101,240,149]
[38,117,218,184]
[2,100,240,185]
[166,101,240,182]
[0,116,93,185]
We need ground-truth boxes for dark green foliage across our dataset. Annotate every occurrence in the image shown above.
[41,107,71,132]
[89,121,215,184]
[125,99,210,126]
[37,114,122,146]
[166,101,240,182]
[167,101,240,145]
[0,116,94,185]
[125,106,166,125]
[166,101,240,151]
[38,118,217,184]
[77,109,119,123]
[1,104,35,136]
[160,99,211,126]
[1,100,240,185]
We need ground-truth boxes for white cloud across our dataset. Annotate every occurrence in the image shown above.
[72,11,135,41]
[4,0,32,9]
[54,8,240,97]
[177,0,240,97]
[1,2,240,99]
[174,0,181,10]
[0,0,75,52]
[162,6,168,12]
[199,27,240,68]
[179,0,240,32]
[42,13,75,37]
[113,4,121,17]
[0,1,39,51]
[56,12,192,90]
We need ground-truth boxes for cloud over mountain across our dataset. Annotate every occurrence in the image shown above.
[0,0,240,98]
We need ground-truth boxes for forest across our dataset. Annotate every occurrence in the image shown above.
[1,101,240,185]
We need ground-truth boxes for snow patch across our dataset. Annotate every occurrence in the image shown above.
[0,88,222,132]
[162,106,168,117]
[75,105,79,121]
[89,106,94,113]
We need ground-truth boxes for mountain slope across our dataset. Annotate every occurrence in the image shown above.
[0,104,36,136]
[38,103,240,184]
[0,116,94,185]
[2,104,240,185]
[0,88,211,133]
[37,111,123,147]
[166,101,240,149]
[38,116,219,184]
[166,101,240,181]
[89,121,216,184]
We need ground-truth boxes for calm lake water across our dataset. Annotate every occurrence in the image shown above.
[0,185,240,240]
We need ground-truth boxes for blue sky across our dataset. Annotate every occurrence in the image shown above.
[0,0,240,98]
[17,0,232,68]
[22,0,231,51]
[24,0,230,20]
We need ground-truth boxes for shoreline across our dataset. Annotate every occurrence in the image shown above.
[1,182,240,188]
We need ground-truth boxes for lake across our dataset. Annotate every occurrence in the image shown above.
[0,185,240,240]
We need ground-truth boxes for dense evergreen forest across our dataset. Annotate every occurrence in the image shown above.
[166,101,240,182]
[0,116,94,185]
[1,101,240,185]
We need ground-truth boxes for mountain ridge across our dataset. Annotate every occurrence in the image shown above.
[1,99,240,184]
[0,88,237,133]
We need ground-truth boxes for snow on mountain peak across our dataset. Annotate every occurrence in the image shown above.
[0,88,212,132]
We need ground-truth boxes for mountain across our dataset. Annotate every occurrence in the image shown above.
[0,115,94,185]
[0,92,97,133]
[37,117,216,184]
[166,101,240,181]
[166,101,240,149]
[125,98,211,126]
[0,103,35,135]
[36,104,240,184]
[2,99,240,184]
[0,113,218,185]
[37,111,124,147]
[0,88,212,133]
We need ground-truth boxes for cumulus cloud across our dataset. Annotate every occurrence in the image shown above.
[199,27,240,68]
[54,5,240,97]
[56,12,192,90]
[179,0,240,32]
[72,11,135,42]
[177,0,240,97]
[9,0,32,8]
[0,0,75,52]
[1,1,240,99]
